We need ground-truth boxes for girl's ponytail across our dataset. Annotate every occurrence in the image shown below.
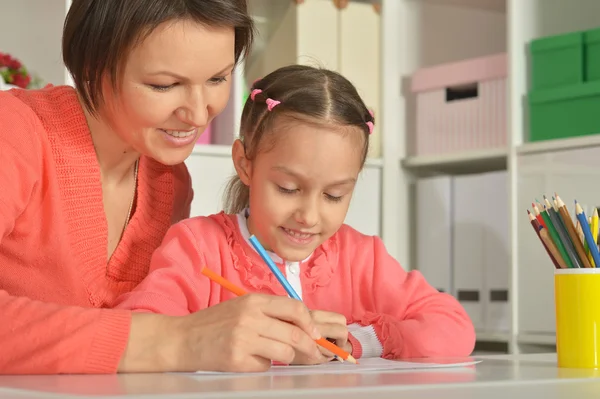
[223,174,250,214]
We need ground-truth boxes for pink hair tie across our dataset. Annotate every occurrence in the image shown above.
[266,98,281,111]
[368,109,374,118]
[250,89,262,101]
[366,121,374,135]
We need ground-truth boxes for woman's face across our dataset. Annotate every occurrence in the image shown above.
[101,19,235,165]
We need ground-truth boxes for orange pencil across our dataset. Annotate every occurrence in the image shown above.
[201,267,247,297]
[200,267,357,364]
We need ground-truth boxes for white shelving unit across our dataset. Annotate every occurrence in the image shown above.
[384,0,600,353]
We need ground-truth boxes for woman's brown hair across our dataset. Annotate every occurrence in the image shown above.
[62,0,254,114]
[223,64,374,214]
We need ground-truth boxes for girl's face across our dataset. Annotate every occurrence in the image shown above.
[100,19,235,165]
[235,118,365,262]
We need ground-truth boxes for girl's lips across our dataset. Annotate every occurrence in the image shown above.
[280,227,316,245]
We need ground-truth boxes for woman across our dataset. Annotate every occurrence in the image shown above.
[0,0,320,374]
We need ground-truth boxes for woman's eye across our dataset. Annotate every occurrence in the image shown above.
[148,84,176,92]
[209,76,227,84]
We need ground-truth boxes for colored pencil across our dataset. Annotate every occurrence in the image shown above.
[577,220,585,244]
[543,198,581,268]
[200,266,357,364]
[539,204,573,268]
[247,235,357,364]
[592,208,599,265]
[579,220,594,266]
[248,235,301,301]
[539,225,567,269]
[531,202,546,229]
[200,267,247,297]
[575,201,600,268]
[528,210,560,269]
[555,195,592,268]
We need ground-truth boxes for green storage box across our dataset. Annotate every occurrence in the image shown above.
[528,81,600,142]
[584,28,600,81]
[530,31,584,90]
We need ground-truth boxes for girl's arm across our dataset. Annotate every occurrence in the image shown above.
[348,236,476,360]
[113,221,212,315]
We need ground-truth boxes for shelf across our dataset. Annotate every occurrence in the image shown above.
[401,148,508,175]
[517,333,556,346]
[247,0,292,74]
[517,135,600,156]
[422,0,505,13]
[476,332,510,343]
[190,145,231,157]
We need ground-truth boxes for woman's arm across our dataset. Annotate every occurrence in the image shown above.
[0,95,135,374]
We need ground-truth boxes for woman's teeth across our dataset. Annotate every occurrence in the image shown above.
[162,129,196,138]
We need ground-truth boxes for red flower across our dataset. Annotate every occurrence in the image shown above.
[0,52,33,88]
[0,53,22,70]
[0,53,9,67]
[7,59,21,70]
[11,74,31,89]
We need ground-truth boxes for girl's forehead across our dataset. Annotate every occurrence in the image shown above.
[258,122,364,172]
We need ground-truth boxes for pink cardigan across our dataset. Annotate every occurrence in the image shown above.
[115,212,476,359]
[0,86,192,374]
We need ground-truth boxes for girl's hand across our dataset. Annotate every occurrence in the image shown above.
[120,294,323,373]
[291,310,351,365]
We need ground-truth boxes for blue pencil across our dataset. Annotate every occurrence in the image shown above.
[575,201,600,268]
[248,235,302,300]
[248,235,351,362]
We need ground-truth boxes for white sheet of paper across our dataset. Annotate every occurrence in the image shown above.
[192,357,481,377]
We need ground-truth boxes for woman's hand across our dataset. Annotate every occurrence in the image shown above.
[291,310,351,365]
[119,294,323,373]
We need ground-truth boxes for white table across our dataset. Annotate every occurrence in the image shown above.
[1,353,599,399]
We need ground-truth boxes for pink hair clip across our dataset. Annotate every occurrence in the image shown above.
[250,89,262,101]
[266,98,281,111]
[366,121,374,135]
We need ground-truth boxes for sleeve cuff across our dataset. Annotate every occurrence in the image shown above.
[347,323,383,358]
[347,332,363,359]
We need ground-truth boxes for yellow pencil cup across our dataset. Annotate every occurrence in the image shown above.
[555,268,600,368]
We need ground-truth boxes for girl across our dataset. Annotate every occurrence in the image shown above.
[115,65,476,372]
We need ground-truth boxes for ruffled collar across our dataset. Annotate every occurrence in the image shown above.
[216,210,339,295]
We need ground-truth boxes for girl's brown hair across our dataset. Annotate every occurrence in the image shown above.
[223,64,374,214]
[62,0,254,115]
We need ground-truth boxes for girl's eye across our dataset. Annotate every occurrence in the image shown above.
[325,194,343,203]
[209,76,228,84]
[149,84,176,92]
[278,186,297,194]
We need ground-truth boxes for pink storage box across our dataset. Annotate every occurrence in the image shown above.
[195,123,212,145]
[410,53,507,157]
